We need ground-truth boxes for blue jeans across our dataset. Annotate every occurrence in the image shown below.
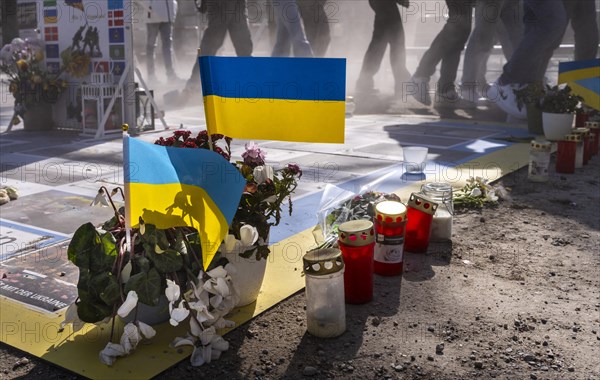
[146,22,175,77]
[563,0,599,61]
[499,0,568,85]
[356,0,411,94]
[271,0,313,57]
[462,0,523,86]
[186,0,253,91]
[412,0,474,93]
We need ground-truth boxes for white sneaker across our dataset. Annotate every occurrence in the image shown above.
[486,80,526,119]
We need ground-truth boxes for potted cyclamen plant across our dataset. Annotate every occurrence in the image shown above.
[539,85,584,141]
[514,82,545,136]
[62,131,302,367]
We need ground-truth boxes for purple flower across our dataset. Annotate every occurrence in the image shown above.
[285,163,302,178]
[242,142,266,166]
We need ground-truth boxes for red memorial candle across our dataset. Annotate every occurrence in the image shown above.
[404,193,438,253]
[338,220,375,304]
[556,134,579,174]
[373,201,407,276]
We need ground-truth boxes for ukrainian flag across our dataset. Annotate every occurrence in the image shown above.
[199,56,346,143]
[124,136,245,269]
[558,58,600,111]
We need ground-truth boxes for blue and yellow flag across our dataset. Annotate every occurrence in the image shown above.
[124,136,245,269]
[558,58,600,111]
[199,56,346,143]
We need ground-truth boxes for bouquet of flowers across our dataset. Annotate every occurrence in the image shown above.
[0,38,67,125]
[453,176,508,209]
[316,185,401,248]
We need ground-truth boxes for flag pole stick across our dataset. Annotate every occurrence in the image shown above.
[198,48,214,152]
[122,124,132,253]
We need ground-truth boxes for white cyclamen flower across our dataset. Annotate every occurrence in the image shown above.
[120,261,132,283]
[253,165,274,184]
[469,187,482,197]
[117,291,138,318]
[207,265,228,279]
[165,279,181,303]
[90,191,109,207]
[222,234,240,253]
[169,300,190,326]
[190,346,207,367]
[99,342,126,366]
[210,335,230,352]
[137,321,156,339]
[61,303,85,333]
[239,225,259,247]
[171,335,196,348]
[120,323,141,354]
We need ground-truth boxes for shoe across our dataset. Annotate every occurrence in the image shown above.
[408,77,432,106]
[434,88,477,110]
[486,80,526,119]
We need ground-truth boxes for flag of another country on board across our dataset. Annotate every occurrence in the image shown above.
[65,0,84,11]
[558,58,600,111]
[199,56,346,143]
[124,136,245,269]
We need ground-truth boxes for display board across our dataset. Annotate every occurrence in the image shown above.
[18,0,135,133]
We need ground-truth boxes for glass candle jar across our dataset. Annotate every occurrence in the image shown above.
[404,193,438,253]
[585,121,599,156]
[420,182,453,242]
[373,200,407,276]
[573,128,591,165]
[528,140,552,182]
[303,248,346,338]
[556,134,579,174]
[338,220,375,304]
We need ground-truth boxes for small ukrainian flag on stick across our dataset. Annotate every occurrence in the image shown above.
[122,125,245,270]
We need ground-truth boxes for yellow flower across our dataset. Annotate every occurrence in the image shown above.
[16,59,28,72]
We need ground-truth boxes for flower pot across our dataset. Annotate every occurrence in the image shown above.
[223,233,269,307]
[525,104,544,136]
[122,295,170,326]
[542,112,574,141]
[22,102,55,131]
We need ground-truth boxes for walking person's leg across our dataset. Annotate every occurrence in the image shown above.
[146,23,160,80]
[228,0,253,56]
[462,0,504,100]
[158,22,178,80]
[356,0,394,94]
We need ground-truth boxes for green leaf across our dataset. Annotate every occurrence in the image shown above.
[76,298,113,323]
[99,274,121,306]
[145,243,183,273]
[140,224,170,250]
[68,223,101,269]
[125,268,162,306]
[89,231,118,273]
[134,256,151,273]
